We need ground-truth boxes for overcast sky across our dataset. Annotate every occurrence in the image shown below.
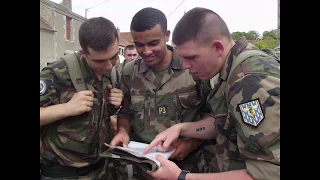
[52,0,278,40]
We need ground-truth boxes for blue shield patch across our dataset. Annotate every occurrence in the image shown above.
[238,99,264,127]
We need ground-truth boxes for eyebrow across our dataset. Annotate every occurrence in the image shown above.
[134,39,159,45]
[182,55,197,59]
[92,52,118,61]
[148,40,159,44]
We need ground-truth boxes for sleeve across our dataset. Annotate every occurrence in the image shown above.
[228,71,280,179]
[117,70,134,122]
[40,60,70,107]
[40,67,59,107]
[198,80,212,119]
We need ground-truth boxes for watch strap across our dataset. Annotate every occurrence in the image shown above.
[178,170,190,180]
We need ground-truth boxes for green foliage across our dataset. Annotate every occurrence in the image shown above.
[231,31,260,40]
[262,29,278,40]
[247,30,260,40]
[254,40,278,49]
[232,31,246,40]
[231,29,279,49]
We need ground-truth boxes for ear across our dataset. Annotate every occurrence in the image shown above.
[165,30,171,42]
[212,40,224,57]
[79,49,86,58]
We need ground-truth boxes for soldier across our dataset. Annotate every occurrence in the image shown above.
[109,7,209,180]
[144,7,280,180]
[117,45,138,74]
[40,17,124,179]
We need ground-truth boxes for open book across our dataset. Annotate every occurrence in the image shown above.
[99,141,176,172]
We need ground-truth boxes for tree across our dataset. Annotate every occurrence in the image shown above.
[231,30,261,40]
[231,29,278,49]
[231,31,245,40]
[248,30,261,40]
[254,40,278,49]
[262,29,277,40]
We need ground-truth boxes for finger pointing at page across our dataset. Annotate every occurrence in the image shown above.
[143,138,163,154]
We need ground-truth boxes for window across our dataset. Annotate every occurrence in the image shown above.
[118,47,124,55]
[66,17,71,40]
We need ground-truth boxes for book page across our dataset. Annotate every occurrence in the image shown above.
[105,141,176,167]
[128,141,175,160]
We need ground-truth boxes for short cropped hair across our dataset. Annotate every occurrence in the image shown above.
[124,45,136,52]
[79,17,119,54]
[130,7,167,34]
[172,7,232,46]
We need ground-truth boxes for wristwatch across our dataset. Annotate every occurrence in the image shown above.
[178,170,190,180]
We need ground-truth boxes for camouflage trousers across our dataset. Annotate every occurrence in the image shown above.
[202,139,219,173]
[40,159,120,180]
[41,166,105,180]
[103,159,132,180]
[108,149,205,180]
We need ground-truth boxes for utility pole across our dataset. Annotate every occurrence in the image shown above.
[85,8,88,18]
[84,0,109,19]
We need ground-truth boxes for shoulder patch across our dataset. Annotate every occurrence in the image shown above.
[238,99,264,127]
[40,79,47,96]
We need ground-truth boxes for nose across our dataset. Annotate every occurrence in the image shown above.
[106,60,114,70]
[142,46,152,57]
[130,55,136,60]
[181,58,191,70]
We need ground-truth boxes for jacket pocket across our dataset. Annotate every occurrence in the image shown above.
[53,107,96,154]
[129,95,145,131]
[178,90,201,118]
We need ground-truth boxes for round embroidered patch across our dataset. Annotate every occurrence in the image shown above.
[40,79,47,96]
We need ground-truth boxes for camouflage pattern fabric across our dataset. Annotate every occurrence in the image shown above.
[119,46,205,143]
[173,150,206,173]
[117,46,207,179]
[103,159,130,180]
[273,45,280,60]
[261,47,280,61]
[202,139,219,173]
[42,159,128,180]
[206,37,280,179]
[117,59,127,75]
[41,166,105,180]
[40,55,116,179]
[201,75,218,173]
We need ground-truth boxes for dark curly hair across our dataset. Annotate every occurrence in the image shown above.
[130,7,167,34]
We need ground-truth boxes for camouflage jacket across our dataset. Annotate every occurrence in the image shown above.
[117,59,127,75]
[274,45,280,60]
[40,56,115,167]
[207,37,280,179]
[118,46,208,143]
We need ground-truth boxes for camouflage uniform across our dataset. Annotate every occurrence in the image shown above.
[117,59,127,75]
[117,45,207,179]
[194,80,218,173]
[273,45,280,60]
[40,55,117,180]
[206,37,280,179]
[202,139,218,173]
[261,46,280,61]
